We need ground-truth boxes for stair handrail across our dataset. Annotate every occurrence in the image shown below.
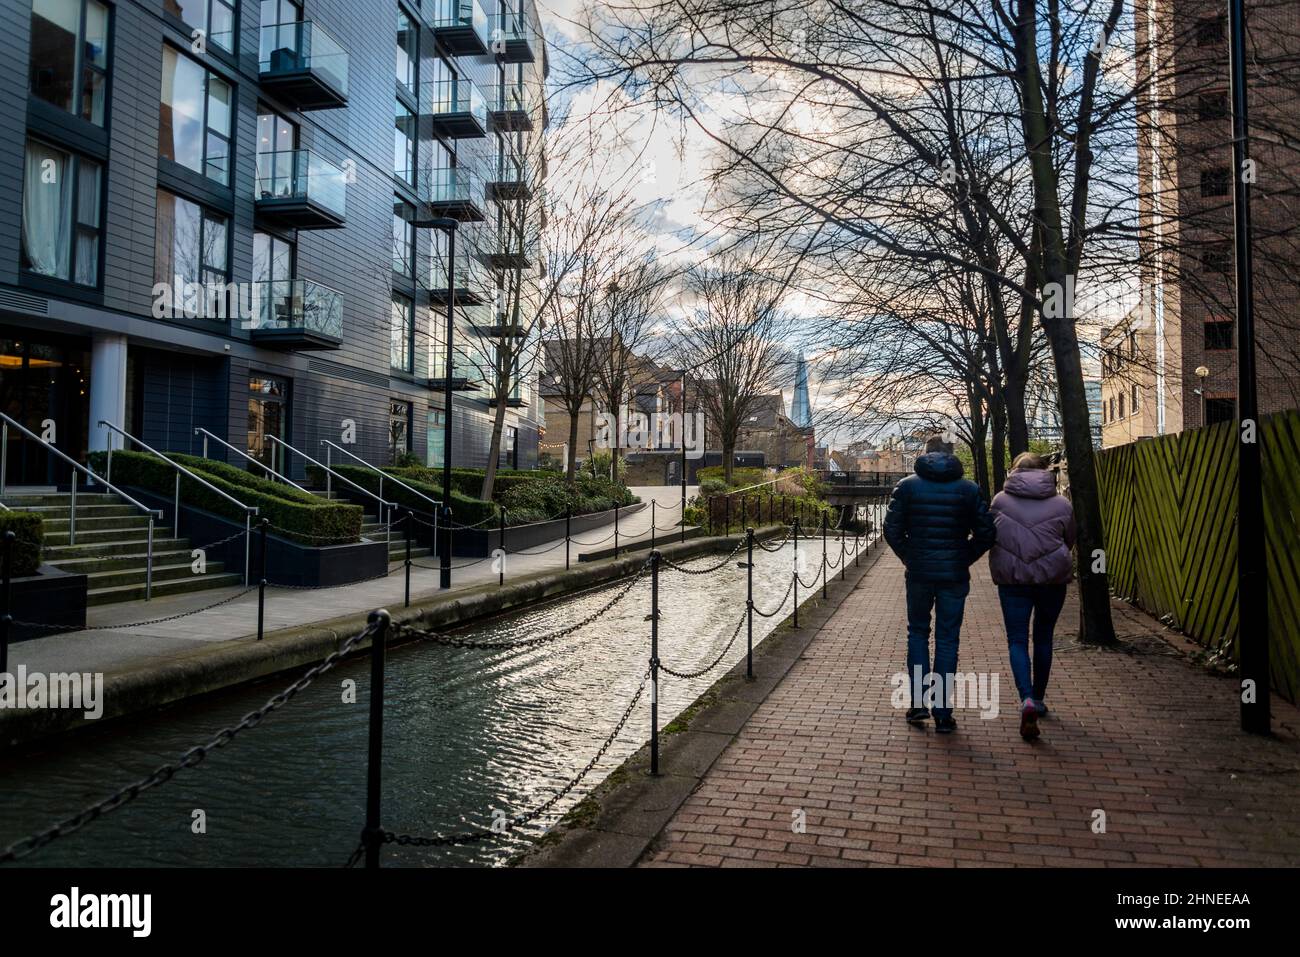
[99,421,256,586]
[266,435,397,544]
[0,412,168,593]
[320,439,442,515]
[194,427,308,493]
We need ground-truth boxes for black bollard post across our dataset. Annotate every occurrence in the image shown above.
[499,507,507,587]
[821,511,828,599]
[363,609,390,869]
[792,517,800,629]
[745,526,754,680]
[565,506,571,570]
[0,531,12,674]
[404,509,412,607]
[724,493,731,536]
[439,506,453,589]
[649,549,661,776]
[840,519,846,581]
[257,518,269,641]
[614,502,620,556]
[650,500,656,551]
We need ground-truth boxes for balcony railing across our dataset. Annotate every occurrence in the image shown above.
[433,0,489,56]
[424,78,487,139]
[254,150,347,228]
[428,245,491,305]
[479,222,540,269]
[490,12,537,63]
[486,81,536,132]
[258,20,349,109]
[413,166,486,224]
[247,279,344,349]
[486,155,532,200]
[428,342,487,392]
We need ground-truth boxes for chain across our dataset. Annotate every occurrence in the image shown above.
[796,565,824,590]
[263,523,364,545]
[568,530,617,547]
[659,610,746,679]
[411,555,491,571]
[12,586,259,633]
[0,620,381,864]
[190,528,250,551]
[659,539,744,576]
[752,577,795,618]
[267,565,394,590]
[377,668,650,848]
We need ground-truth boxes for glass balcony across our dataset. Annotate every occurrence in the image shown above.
[486,81,536,132]
[428,243,491,305]
[254,150,347,228]
[433,0,489,56]
[258,21,349,110]
[414,166,486,224]
[428,340,488,392]
[247,279,344,350]
[486,155,532,201]
[490,12,537,63]
[480,222,540,269]
[424,79,487,139]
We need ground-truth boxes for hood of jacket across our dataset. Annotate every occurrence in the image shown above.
[1002,468,1057,500]
[913,451,963,483]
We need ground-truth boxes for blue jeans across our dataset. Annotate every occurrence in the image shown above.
[905,579,970,719]
[998,584,1068,704]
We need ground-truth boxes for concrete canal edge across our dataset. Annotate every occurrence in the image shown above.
[513,536,888,868]
[0,527,787,752]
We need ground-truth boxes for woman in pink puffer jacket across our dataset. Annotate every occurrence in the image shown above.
[988,454,1077,741]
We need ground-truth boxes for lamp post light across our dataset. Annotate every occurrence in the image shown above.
[428,216,459,589]
[1194,365,1209,425]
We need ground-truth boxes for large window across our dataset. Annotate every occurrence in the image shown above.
[1205,397,1235,425]
[503,425,517,469]
[1204,319,1234,351]
[396,10,417,95]
[155,189,230,318]
[160,45,233,185]
[390,292,414,372]
[21,139,102,286]
[393,197,415,277]
[389,400,412,461]
[426,409,444,467]
[29,0,109,126]
[166,0,237,52]
[394,101,416,184]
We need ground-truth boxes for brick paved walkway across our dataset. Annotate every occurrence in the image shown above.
[640,552,1300,867]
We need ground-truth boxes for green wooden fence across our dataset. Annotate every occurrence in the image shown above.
[1096,410,1300,703]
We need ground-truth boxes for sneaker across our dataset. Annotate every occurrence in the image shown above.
[1019,700,1040,741]
[934,715,957,734]
[905,707,930,725]
[1033,699,1048,717]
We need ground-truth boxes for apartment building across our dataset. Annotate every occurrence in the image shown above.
[1121,0,1300,446]
[1,0,546,485]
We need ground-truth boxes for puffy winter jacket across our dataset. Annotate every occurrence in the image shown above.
[987,468,1077,585]
[883,452,995,582]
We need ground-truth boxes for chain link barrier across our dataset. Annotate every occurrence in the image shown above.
[659,540,745,576]
[752,577,796,618]
[659,609,746,680]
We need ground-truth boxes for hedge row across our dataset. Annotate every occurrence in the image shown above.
[317,464,498,527]
[385,467,637,525]
[0,511,43,577]
[89,450,363,544]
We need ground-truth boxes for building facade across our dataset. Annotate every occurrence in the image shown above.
[1,0,545,486]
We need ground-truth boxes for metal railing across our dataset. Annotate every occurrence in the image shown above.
[0,413,163,597]
[194,428,308,493]
[320,440,441,547]
[99,422,257,585]
[268,436,397,546]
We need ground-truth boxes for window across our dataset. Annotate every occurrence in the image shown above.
[394,101,416,184]
[1131,385,1139,413]
[396,10,417,95]
[1109,396,1116,421]
[29,0,110,125]
[257,110,297,155]
[1128,331,1137,358]
[1205,397,1235,424]
[1201,242,1231,273]
[393,197,415,277]
[253,231,292,283]
[503,425,518,469]
[389,400,412,461]
[1197,91,1228,123]
[1200,167,1230,198]
[161,46,233,185]
[166,0,237,52]
[1195,16,1226,46]
[21,139,102,286]
[261,0,300,25]
[1118,393,1125,418]
[426,409,444,467]
[390,292,414,372]
[155,189,230,319]
[1204,319,1234,351]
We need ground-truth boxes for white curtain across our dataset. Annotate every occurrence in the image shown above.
[22,141,71,278]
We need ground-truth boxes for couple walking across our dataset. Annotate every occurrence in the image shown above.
[883,435,1076,740]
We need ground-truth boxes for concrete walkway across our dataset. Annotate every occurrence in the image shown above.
[13,486,696,677]
[639,552,1300,867]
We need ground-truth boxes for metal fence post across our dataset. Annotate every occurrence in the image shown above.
[649,549,661,776]
[840,519,846,581]
[745,526,754,680]
[257,518,269,641]
[821,511,828,599]
[724,493,731,535]
[499,508,507,587]
[565,506,571,570]
[650,499,656,551]
[145,515,154,601]
[173,471,181,538]
[614,502,620,556]
[363,608,391,868]
[0,531,12,674]
[792,517,800,629]
[404,508,412,608]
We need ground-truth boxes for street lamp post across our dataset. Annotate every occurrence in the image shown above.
[1228,0,1268,735]
[429,217,459,589]
[1195,365,1209,425]
[679,370,687,543]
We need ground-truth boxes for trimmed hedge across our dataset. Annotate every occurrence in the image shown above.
[0,511,43,577]
[319,464,498,527]
[89,450,363,544]
[387,466,637,525]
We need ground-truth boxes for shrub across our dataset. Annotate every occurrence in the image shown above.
[322,464,498,527]
[696,465,771,489]
[89,450,362,544]
[0,511,43,577]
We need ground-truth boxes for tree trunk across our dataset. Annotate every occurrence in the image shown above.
[1003,377,1030,458]
[723,439,735,484]
[565,412,580,482]
[991,392,1007,492]
[480,388,509,501]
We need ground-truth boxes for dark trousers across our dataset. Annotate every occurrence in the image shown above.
[997,583,1068,704]
[905,578,970,719]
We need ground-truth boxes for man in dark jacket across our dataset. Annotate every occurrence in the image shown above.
[884,435,995,732]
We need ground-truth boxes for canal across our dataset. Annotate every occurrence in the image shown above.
[0,536,854,867]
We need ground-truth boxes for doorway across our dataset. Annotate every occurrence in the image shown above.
[247,374,288,474]
[0,337,90,487]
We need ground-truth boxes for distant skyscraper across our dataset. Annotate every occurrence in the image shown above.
[791,352,813,429]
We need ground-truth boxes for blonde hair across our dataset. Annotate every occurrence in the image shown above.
[1011,452,1049,471]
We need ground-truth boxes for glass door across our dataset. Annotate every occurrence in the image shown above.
[247,374,288,474]
[0,337,89,488]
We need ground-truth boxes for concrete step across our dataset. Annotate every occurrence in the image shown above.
[82,561,230,590]
[1,492,119,508]
[87,572,244,606]
[45,548,198,574]
[3,503,144,519]
[38,514,164,533]
[44,537,189,559]
[43,526,174,546]
[387,547,434,561]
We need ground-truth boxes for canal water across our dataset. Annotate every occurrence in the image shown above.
[0,536,860,867]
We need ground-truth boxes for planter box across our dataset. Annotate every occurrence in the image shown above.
[9,564,88,642]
